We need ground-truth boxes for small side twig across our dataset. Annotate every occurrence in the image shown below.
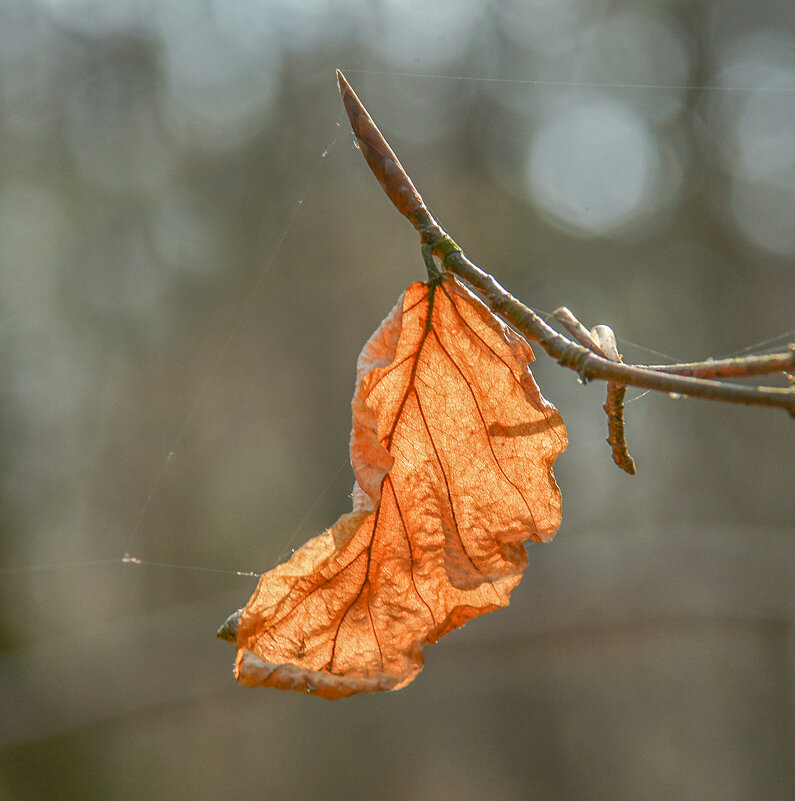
[336,70,795,471]
[603,382,634,474]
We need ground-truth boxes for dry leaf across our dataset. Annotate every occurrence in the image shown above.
[226,274,566,698]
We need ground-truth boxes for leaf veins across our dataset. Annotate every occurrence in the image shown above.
[227,274,567,699]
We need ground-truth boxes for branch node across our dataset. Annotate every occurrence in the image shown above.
[554,309,636,472]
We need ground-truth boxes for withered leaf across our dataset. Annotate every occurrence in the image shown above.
[227,274,566,699]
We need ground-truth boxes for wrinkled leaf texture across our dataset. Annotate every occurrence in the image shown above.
[232,274,566,698]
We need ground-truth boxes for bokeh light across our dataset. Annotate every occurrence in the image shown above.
[526,97,662,235]
[708,30,795,255]
[154,0,279,151]
[363,0,484,70]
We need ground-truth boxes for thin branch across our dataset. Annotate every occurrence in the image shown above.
[641,347,795,378]
[336,71,795,425]
[446,251,795,413]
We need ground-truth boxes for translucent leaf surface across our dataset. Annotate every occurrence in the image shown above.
[230,274,567,698]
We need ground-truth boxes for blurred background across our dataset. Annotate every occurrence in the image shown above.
[0,0,793,799]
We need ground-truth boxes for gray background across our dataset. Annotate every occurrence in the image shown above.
[0,1,793,799]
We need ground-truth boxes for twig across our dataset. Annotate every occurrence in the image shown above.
[603,382,635,474]
[336,71,795,449]
[522,314,792,383]
[444,251,794,411]
[640,347,795,379]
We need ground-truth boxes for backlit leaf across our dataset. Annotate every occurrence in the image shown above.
[227,274,566,698]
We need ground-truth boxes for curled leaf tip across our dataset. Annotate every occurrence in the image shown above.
[217,609,242,643]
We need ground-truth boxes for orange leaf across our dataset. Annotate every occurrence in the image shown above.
[228,274,566,698]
